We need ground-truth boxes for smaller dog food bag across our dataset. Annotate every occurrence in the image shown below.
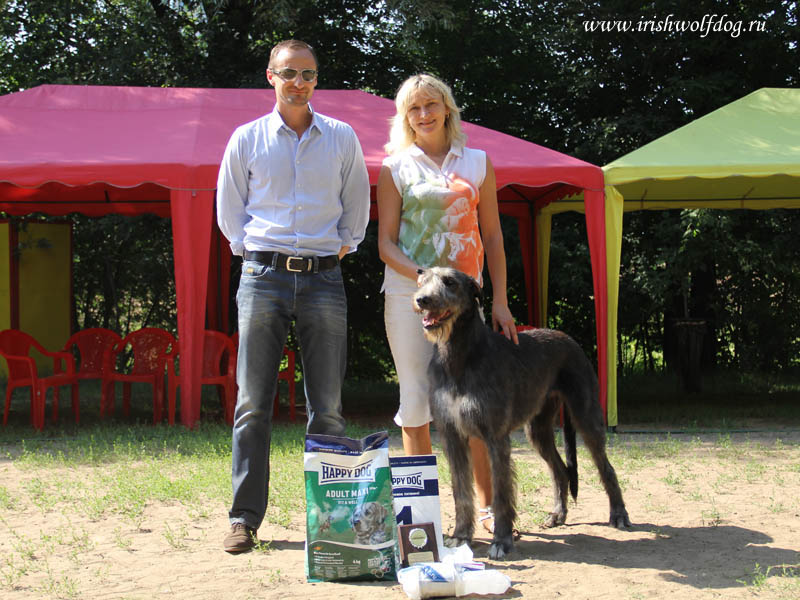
[304,431,398,582]
[390,454,445,557]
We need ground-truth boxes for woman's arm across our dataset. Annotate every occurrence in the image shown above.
[377,165,422,281]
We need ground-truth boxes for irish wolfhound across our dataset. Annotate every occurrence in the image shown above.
[413,267,631,559]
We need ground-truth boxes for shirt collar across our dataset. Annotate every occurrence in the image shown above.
[267,103,323,137]
[409,142,463,159]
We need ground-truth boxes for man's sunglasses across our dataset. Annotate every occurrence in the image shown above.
[269,68,318,82]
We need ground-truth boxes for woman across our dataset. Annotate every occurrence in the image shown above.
[377,73,519,535]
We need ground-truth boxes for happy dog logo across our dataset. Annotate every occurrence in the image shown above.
[392,471,425,490]
[319,460,375,485]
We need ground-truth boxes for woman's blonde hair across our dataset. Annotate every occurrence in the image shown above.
[384,73,467,155]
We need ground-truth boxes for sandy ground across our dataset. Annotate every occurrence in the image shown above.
[1,428,799,600]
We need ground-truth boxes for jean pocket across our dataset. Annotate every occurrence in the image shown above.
[319,265,344,284]
[241,260,270,279]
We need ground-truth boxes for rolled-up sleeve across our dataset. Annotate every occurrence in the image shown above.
[216,128,250,256]
[337,128,370,252]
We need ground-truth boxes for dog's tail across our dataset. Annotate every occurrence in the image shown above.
[563,411,579,500]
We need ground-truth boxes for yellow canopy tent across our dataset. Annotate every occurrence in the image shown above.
[537,88,800,426]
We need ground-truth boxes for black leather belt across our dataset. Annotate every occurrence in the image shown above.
[243,250,339,273]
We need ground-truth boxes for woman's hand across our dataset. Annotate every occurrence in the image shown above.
[492,302,519,345]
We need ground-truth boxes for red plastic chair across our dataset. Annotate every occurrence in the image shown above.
[0,329,76,429]
[274,346,297,421]
[62,328,122,424]
[230,332,296,422]
[167,330,237,425]
[101,328,176,423]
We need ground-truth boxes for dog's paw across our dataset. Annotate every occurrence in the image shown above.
[543,511,566,528]
[610,508,631,529]
[444,534,472,548]
[488,539,513,560]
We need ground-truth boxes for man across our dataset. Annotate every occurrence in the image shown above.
[216,39,370,553]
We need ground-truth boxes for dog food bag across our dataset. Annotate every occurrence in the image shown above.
[390,454,445,557]
[304,431,399,582]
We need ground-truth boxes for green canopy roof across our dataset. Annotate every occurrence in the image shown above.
[604,87,800,210]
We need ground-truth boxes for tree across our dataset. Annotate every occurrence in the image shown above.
[71,214,176,336]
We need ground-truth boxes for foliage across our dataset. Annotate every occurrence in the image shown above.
[545,212,597,358]
[0,0,205,93]
[71,214,176,336]
[342,223,395,381]
[714,210,800,371]
[546,0,799,164]
[618,209,800,374]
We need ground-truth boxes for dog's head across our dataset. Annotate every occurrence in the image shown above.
[413,267,482,344]
[350,501,388,537]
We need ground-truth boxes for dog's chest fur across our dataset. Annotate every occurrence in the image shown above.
[431,383,485,437]
[428,320,503,438]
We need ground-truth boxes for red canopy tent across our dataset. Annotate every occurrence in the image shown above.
[0,85,609,426]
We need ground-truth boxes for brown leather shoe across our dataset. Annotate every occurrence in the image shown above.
[224,523,257,553]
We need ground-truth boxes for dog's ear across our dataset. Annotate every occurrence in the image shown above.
[471,277,483,305]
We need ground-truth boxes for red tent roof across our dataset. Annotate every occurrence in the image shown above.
[0,85,602,209]
[0,85,609,426]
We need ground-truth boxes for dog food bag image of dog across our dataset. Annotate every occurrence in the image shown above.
[304,431,399,581]
[414,267,631,560]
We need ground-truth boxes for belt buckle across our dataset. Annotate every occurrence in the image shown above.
[286,256,307,272]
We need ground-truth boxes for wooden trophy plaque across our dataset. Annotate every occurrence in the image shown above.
[398,522,439,567]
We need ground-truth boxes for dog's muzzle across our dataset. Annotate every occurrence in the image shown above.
[421,310,452,329]
[415,295,452,329]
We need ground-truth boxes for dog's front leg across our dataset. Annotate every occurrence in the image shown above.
[486,435,517,559]
[441,426,475,547]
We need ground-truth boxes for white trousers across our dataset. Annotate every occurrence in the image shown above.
[384,288,434,428]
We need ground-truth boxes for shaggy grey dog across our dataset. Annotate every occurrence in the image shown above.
[413,267,631,560]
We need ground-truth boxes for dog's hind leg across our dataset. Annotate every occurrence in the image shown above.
[441,426,476,547]
[486,435,517,560]
[525,400,570,528]
[563,411,578,500]
[573,409,631,529]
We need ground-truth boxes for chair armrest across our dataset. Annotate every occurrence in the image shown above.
[50,351,76,376]
[0,353,38,378]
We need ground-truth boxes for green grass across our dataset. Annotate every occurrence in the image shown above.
[0,420,386,523]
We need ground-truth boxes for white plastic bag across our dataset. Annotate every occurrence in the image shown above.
[397,560,511,599]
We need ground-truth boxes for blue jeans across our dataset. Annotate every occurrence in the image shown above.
[229,260,347,528]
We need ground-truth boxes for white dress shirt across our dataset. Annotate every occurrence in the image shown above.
[216,105,370,257]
